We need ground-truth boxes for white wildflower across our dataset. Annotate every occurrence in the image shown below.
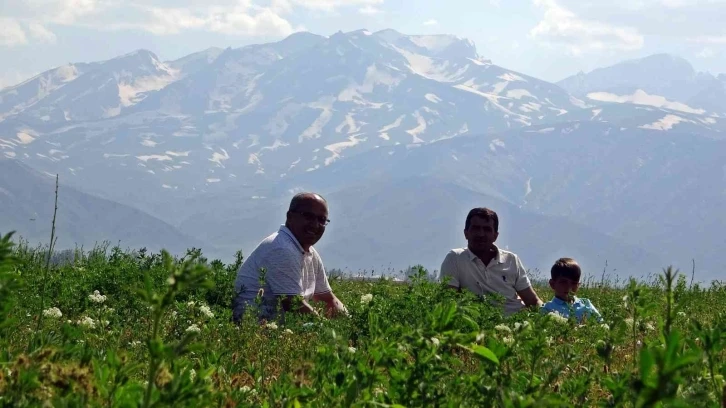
[360,293,373,305]
[66,320,72,324]
[187,300,196,307]
[188,368,196,382]
[171,311,178,318]
[397,344,407,352]
[637,340,642,347]
[186,324,201,333]
[548,312,569,324]
[677,311,686,318]
[348,346,357,353]
[502,336,515,345]
[166,276,176,286]
[625,318,634,328]
[130,340,142,347]
[283,328,293,335]
[42,307,62,319]
[78,316,96,328]
[88,290,106,304]
[240,385,252,393]
[494,324,512,333]
[430,337,440,347]
[645,322,655,331]
[265,322,278,330]
[546,336,554,346]
[476,332,486,342]
[514,321,531,332]
[199,305,214,319]
[601,323,610,330]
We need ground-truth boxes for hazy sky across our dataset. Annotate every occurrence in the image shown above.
[1,0,725,89]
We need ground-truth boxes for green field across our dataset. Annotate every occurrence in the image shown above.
[0,231,724,407]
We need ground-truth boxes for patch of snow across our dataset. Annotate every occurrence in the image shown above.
[526,127,555,134]
[209,148,230,167]
[162,184,173,189]
[338,65,400,108]
[288,158,301,171]
[379,115,404,140]
[548,107,568,116]
[4,152,16,158]
[409,35,457,53]
[166,151,190,157]
[15,132,35,145]
[103,153,130,158]
[586,90,705,115]
[206,178,221,183]
[137,154,172,162]
[40,115,50,121]
[467,57,489,66]
[451,154,458,161]
[141,139,158,147]
[335,113,361,134]
[306,165,320,172]
[425,93,441,103]
[506,89,535,99]
[498,73,526,82]
[405,111,427,143]
[391,45,469,82]
[489,138,505,152]
[700,117,717,125]
[525,177,532,197]
[300,98,334,142]
[591,109,602,119]
[324,135,367,165]
[639,114,689,131]
[259,139,289,152]
[118,74,178,107]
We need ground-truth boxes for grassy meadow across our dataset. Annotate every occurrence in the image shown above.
[0,230,725,407]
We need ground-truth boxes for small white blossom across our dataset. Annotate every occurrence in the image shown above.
[188,368,196,382]
[186,324,201,333]
[546,336,554,346]
[494,324,512,333]
[187,301,196,307]
[548,312,569,324]
[88,290,106,304]
[348,346,357,353]
[130,340,142,347]
[645,322,655,331]
[166,276,176,286]
[78,316,96,328]
[601,323,610,330]
[502,336,515,345]
[476,332,486,342]
[677,311,686,318]
[265,322,278,330]
[240,385,252,393]
[283,328,293,335]
[360,294,373,305]
[514,321,531,332]
[430,337,440,347]
[199,305,214,319]
[625,318,634,328]
[42,307,62,319]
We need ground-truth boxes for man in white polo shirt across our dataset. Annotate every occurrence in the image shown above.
[439,207,543,316]
[232,192,347,323]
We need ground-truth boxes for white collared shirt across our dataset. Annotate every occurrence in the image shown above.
[232,225,331,320]
[439,246,532,315]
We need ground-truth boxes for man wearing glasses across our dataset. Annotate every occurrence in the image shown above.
[232,192,348,323]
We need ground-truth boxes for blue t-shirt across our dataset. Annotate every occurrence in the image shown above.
[541,296,602,323]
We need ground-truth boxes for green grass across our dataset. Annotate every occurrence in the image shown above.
[0,231,725,407]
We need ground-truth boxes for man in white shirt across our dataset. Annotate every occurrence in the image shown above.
[439,207,543,316]
[232,192,347,323]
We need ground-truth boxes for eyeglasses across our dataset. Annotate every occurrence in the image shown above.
[292,211,330,226]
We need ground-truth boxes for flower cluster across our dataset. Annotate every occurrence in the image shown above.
[42,307,62,319]
[360,294,373,305]
[88,290,107,304]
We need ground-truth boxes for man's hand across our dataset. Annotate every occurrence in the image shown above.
[517,286,543,308]
[313,291,348,318]
[280,296,320,316]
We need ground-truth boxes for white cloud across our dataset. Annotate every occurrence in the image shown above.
[691,36,726,44]
[423,19,438,26]
[0,18,28,47]
[696,47,715,58]
[27,22,57,43]
[287,0,383,11]
[358,5,382,14]
[530,0,644,54]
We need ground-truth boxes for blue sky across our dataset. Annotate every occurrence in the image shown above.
[1,0,725,88]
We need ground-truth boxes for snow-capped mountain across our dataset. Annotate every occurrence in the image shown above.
[2,29,725,280]
[557,53,726,115]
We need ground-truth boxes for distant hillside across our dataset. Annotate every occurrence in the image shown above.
[0,159,206,255]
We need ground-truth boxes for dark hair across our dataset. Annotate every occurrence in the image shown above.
[465,207,499,232]
[289,192,327,212]
[551,258,581,281]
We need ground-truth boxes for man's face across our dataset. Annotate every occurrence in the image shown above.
[550,276,580,301]
[464,216,499,253]
[286,197,329,249]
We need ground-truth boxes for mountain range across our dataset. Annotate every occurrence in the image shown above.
[1,29,724,282]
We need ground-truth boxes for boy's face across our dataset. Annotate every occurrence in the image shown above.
[550,276,580,301]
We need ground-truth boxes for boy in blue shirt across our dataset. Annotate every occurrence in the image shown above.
[541,258,602,323]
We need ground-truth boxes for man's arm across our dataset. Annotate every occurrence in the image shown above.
[440,251,460,290]
[279,295,320,316]
[516,286,543,308]
[312,291,348,318]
